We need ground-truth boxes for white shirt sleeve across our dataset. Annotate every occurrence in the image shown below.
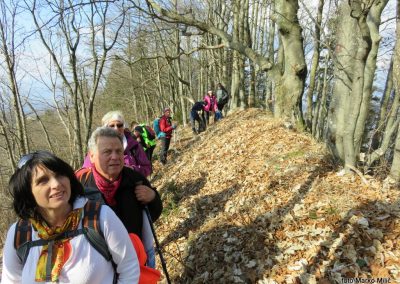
[1,222,23,284]
[99,205,140,284]
[1,201,140,284]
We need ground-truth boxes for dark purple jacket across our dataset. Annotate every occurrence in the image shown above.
[83,130,151,177]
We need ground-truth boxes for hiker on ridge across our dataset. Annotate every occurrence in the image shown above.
[216,82,229,116]
[159,107,177,165]
[204,89,218,125]
[190,101,206,134]
[76,126,163,269]
[82,110,151,178]
[2,150,140,283]
[131,122,157,166]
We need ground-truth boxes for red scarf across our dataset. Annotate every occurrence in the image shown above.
[92,167,121,206]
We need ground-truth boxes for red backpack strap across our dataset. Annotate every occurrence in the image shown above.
[82,201,112,261]
[14,219,32,264]
[75,167,92,185]
[14,219,48,264]
[82,200,116,283]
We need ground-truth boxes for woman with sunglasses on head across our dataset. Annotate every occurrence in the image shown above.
[1,151,140,283]
[82,111,151,177]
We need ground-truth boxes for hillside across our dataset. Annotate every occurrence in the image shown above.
[151,109,400,284]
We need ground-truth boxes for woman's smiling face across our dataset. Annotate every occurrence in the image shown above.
[31,164,71,216]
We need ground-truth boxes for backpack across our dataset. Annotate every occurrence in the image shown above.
[152,118,165,139]
[14,200,116,281]
[142,125,156,141]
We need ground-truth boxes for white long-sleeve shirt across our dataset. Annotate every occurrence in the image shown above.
[1,197,140,284]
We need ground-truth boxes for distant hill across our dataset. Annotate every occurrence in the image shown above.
[151,108,400,283]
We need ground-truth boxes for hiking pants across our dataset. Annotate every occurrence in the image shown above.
[217,102,226,113]
[145,145,155,163]
[145,145,156,172]
[159,137,171,165]
[190,110,206,133]
[205,111,211,125]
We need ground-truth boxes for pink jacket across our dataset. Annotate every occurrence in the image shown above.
[204,94,218,112]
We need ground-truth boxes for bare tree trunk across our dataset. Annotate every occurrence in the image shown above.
[319,71,332,139]
[0,1,29,158]
[230,0,241,110]
[247,0,256,107]
[0,117,17,172]
[52,88,73,159]
[239,0,249,110]
[388,0,400,181]
[390,124,400,181]
[155,55,166,103]
[354,0,389,154]
[306,0,324,132]
[174,25,187,126]
[327,2,358,162]
[259,0,268,55]
[265,1,275,111]
[273,0,306,126]
[313,53,330,140]
[129,63,139,123]
[312,75,323,136]
[371,58,393,150]
[342,1,373,170]
[199,52,205,100]
[186,36,195,103]
[26,102,55,153]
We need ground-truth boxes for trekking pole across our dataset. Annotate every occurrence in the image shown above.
[135,181,171,284]
[144,206,172,284]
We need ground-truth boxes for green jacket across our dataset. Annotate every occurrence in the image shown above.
[140,124,157,149]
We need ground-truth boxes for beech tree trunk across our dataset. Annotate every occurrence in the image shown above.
[306,0,324,132]
[273,0,306,126]
[389,0,400,181]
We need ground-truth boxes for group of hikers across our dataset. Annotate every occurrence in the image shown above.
[0,83,230,283]
[190,82,230,135]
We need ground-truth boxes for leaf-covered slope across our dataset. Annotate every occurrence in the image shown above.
[151,109,400,284]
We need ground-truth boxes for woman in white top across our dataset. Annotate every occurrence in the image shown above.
[1,150,140,284]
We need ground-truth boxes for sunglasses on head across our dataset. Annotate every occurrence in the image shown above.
[17,153,35,169]
[17,150,51,169]
[108,123,124,128]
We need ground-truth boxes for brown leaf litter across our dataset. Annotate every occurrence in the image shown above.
[151,108,400,284]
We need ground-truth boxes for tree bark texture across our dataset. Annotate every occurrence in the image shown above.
[306,0,324,132]
[328,2,358,162]
[273,0,306,126]
[389,0,400,181]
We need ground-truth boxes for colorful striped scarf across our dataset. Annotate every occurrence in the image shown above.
[30,207,82,282]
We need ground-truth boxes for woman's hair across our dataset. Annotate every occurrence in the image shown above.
[101,110,125,127]
[130,120,139,130]
[8,150,84,220]
[88,126,123,153]
[217,82,227,92]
